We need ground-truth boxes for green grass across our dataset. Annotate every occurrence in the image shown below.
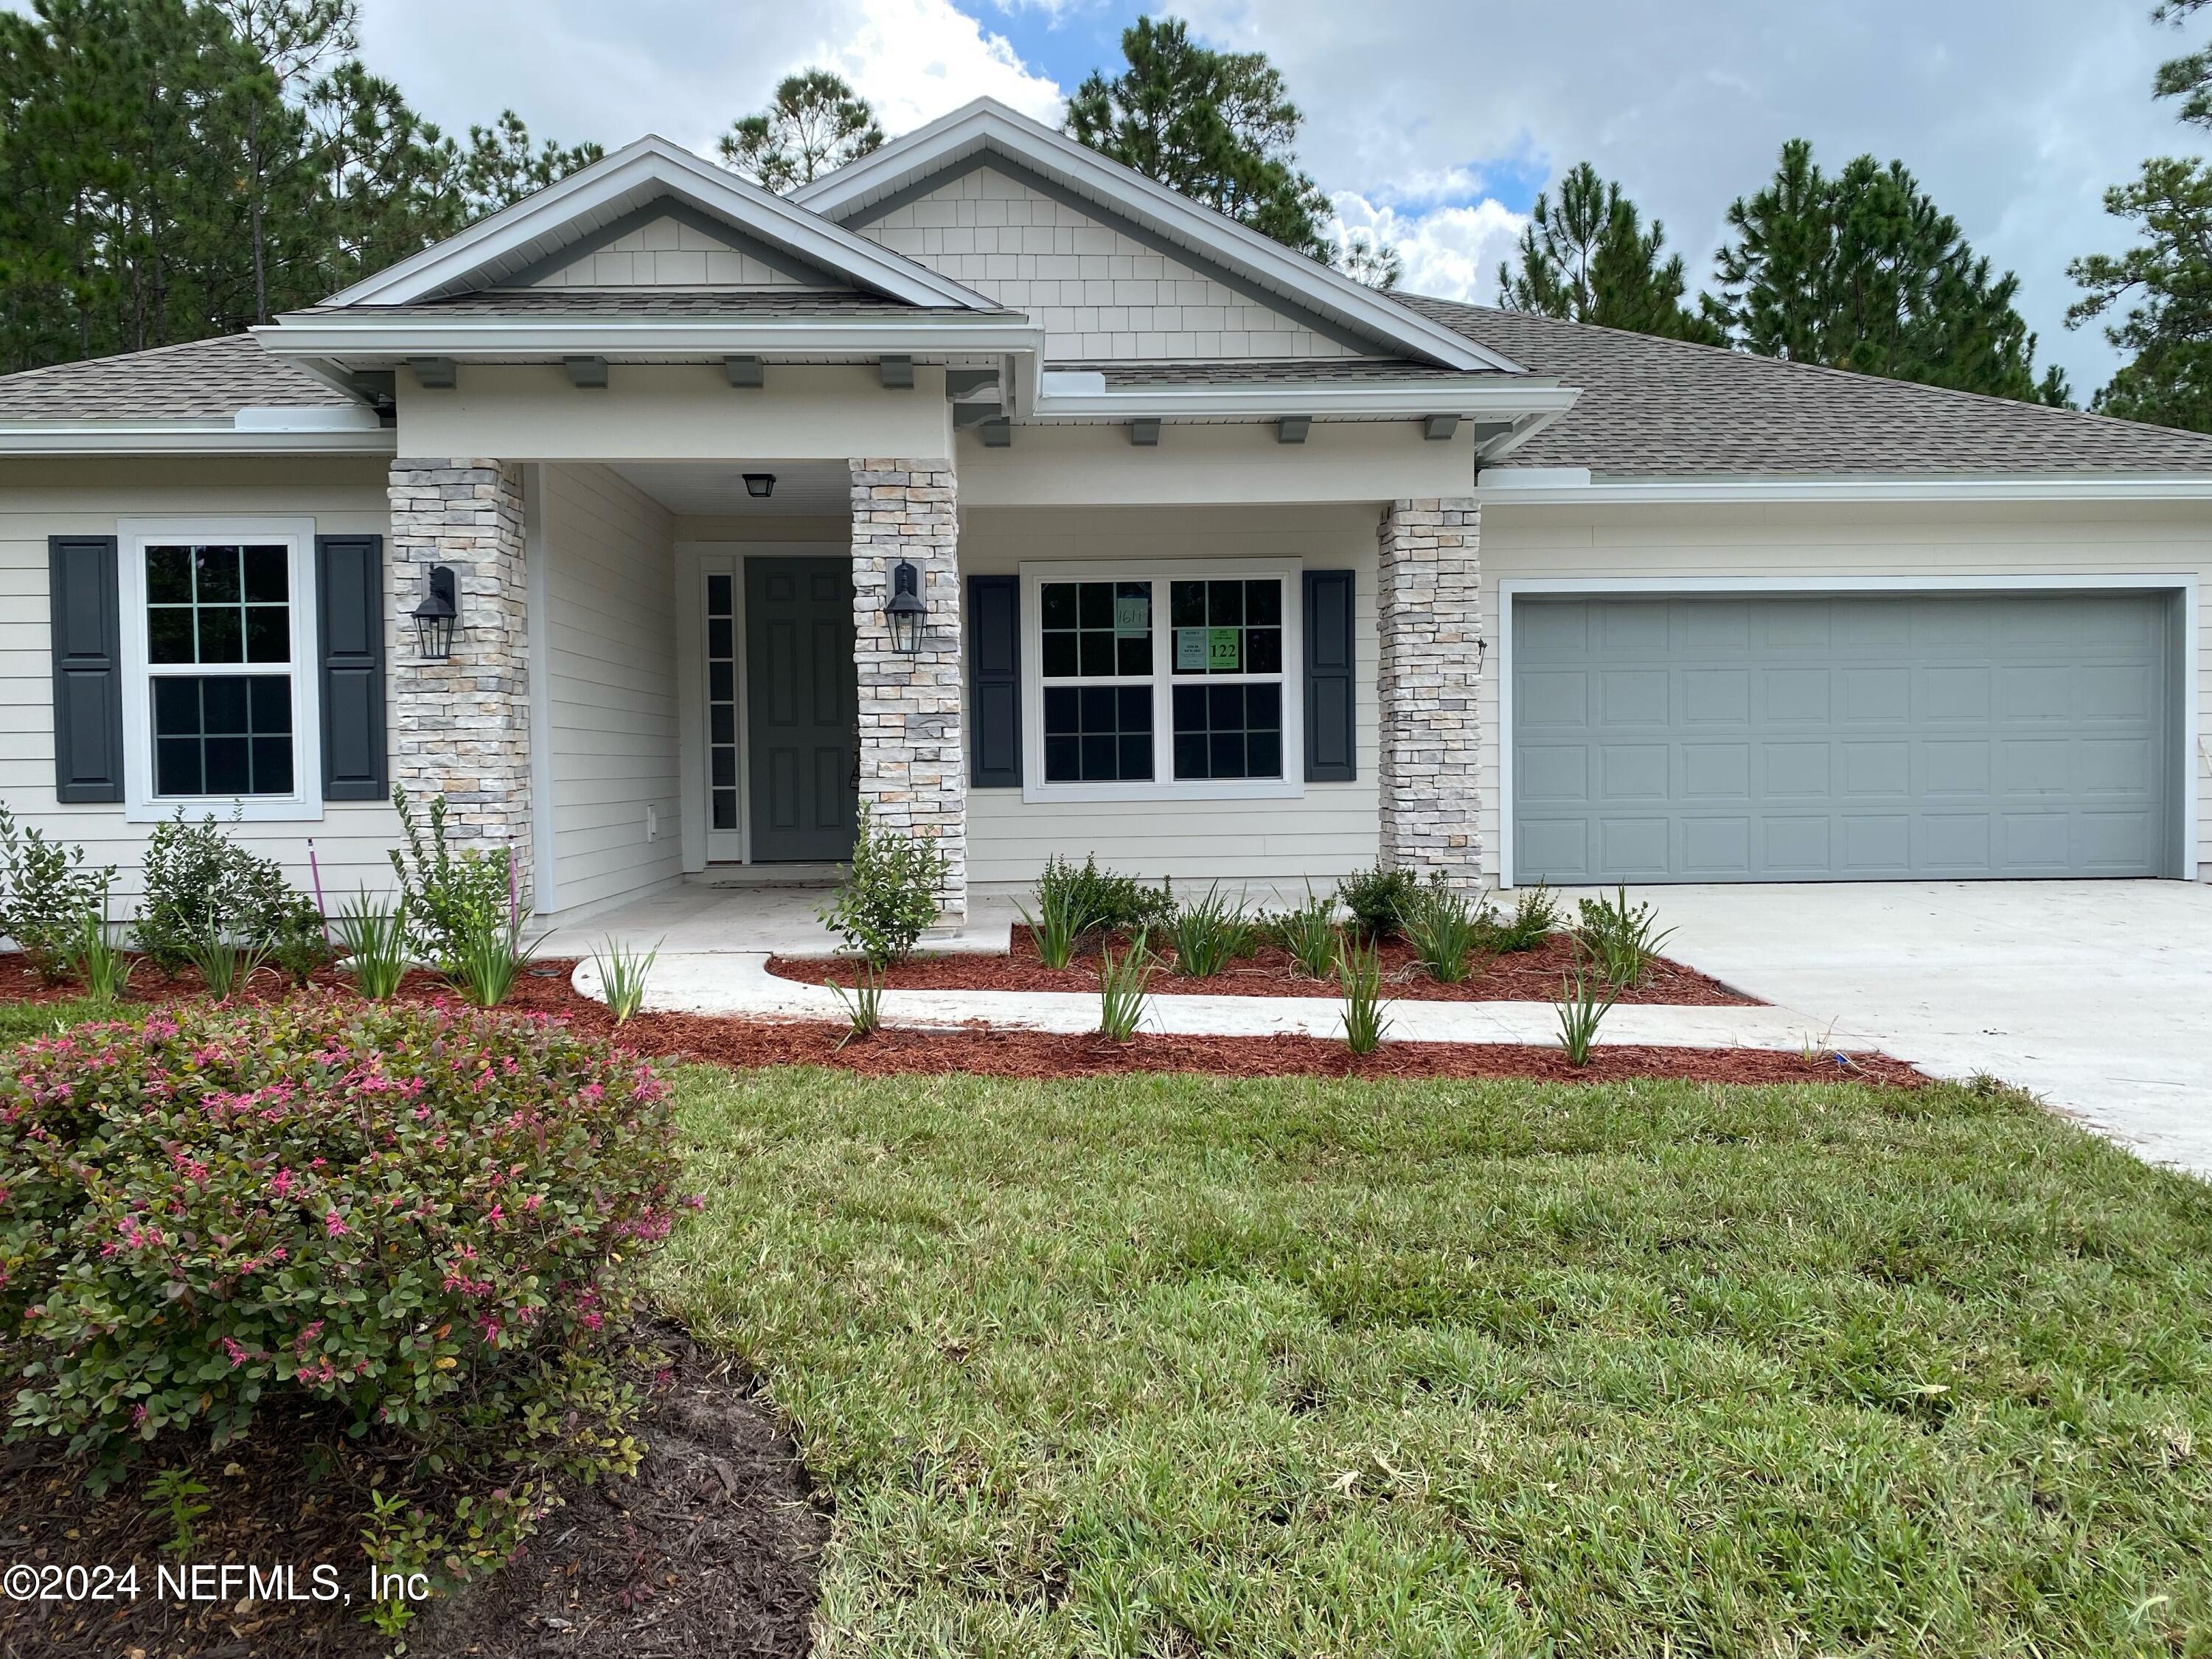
[0,994,125,1046]
[657,1068,2212,1658]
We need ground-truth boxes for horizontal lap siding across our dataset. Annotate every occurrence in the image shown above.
[0,457,400,905]
[1478,499,2212,883]
[540,464,681,913]
[961,504,1381,886]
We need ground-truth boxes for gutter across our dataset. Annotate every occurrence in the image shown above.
[251,315,1046,360]
[0,408,396,456]
[1032,379,1579,423]
[1475,468,2212,504]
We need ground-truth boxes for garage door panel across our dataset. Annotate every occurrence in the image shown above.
[1513,593,2171,883]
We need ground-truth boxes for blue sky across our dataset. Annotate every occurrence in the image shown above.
[338,0,2205,397]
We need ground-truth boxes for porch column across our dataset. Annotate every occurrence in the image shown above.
[1377,496,1483,888]
[388,458,536,907]
[849,458,967,921]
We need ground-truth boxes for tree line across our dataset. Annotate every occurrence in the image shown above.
[4,3,2210,429]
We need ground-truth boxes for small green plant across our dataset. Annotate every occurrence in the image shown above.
[1016,879,1085,970]
[828,967,885,1046]
[1402,880,1482,984]
[1274,888,1341,978]
[0,807,115,984]
[1336,936,1393,1055]
[267,897,336,988]
[594,938,660,1023]
[134,807,299,975]
[388,787,513,975]
[144,1467,211,1559]
[334,893,409,999]
[1483,882,1559,954]
[1554,970,1616,1066]
[450,907,546,1009]
[818,807,949,968]
[1096,930,1156,1042]
[70,910,131,1001]
[1166,884,1249,978]
[1335,864,1420,939]
[1575,886,1675,988]
[183,915,271,1000]
[1036,853,1175,939]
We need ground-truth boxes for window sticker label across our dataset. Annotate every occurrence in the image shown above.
[1175,627,1208,670]
[1208,627,1240,672]
[1114,592,1150,637]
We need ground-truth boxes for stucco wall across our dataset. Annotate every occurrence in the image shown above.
[1477,496,2212,884]
[535,462,682,914]
[0,455,401,908]
[961,503,1382,888]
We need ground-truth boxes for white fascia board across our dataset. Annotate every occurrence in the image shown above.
[1475,470,2212,504]
[319,136,998,311]
[796,100,1523,375]
[253,315,1046,361]
[1033,383,1579,422]
[0,421,395,456]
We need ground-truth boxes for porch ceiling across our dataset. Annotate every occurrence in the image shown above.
[611,459,852,515]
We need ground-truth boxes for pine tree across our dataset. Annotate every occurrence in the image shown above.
[1065,15,1333,261]
[718,69,883,192]
[1496,161,1719,343]
[2067,155,2212,430]
[1706,139,2052,403]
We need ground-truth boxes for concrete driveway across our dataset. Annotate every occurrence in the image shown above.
[1612,880,2212,1177]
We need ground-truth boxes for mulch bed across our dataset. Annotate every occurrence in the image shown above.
[0,1324,823,1659]
[769,928,1759,1006]
[1,953,1914,1088]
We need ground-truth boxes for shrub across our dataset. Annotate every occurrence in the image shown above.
[1335,864,1419,939]
[1165,884,1250,978]
[0,998,686,1489]
[135,808,300,974]
[818,807,948,968]
[1479,882,1559,954]
[1017,879,1084,969]
[1575,886,1674,988]
[0,807,114,984]
[388,787,509,975]
[1035,853,1174,939]
[267,900,337,988]
[1402,880,1482,984]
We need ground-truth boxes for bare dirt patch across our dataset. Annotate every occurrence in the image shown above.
[769,928,1758,1006]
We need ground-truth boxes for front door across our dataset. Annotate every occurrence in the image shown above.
[743,557,857,862]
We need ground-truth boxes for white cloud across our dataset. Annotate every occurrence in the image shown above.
[831,0,1064,133]
[1328,191,1525,304]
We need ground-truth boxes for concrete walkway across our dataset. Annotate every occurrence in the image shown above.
[571,951,1834,1052]
[1607,881,2212,1177]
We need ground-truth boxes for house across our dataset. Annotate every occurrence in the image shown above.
[1,97,2206,933]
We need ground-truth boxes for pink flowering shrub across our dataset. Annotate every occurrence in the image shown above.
[0,997,685,1473]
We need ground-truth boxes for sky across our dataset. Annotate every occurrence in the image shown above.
[325,0,2208,396]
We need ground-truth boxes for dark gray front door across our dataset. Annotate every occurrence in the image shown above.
[1513,592,2177,883]
[745,558,856,862]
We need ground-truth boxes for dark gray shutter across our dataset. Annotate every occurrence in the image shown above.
[316,535,386,800]
[968,574,1021,787]
[1304,568,1355,782]
[48,535,124,802]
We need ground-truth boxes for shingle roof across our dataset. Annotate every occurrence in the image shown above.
[1395,293,2212,476]
[1068,358,1502,387]
[0,333,350,421]
[325,287,992,317]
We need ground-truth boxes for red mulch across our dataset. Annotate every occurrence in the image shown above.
[769,927,1759,1006]
[3,951,1916,1089]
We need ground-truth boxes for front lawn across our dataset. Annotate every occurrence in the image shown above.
[658,1068,2212,1657]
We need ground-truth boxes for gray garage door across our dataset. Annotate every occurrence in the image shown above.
[1512,593,2175,883]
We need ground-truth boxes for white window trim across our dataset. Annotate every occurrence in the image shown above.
[117,516,324,824]
[1018,556,1304,804]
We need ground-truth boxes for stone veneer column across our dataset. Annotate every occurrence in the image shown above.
[387,458,535,907]
[849,459,967,921]
[1377,496,1483,888]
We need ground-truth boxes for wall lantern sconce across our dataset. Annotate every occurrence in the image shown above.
[743,472,776,499]
[885,559,927,654]
[410,564,459,661]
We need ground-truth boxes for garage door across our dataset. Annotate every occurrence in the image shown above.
[1512,592,2175,883]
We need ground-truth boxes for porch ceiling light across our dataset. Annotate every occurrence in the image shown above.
[409,564,459,661]
[885,558,927,654]
[743,473,776,499]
